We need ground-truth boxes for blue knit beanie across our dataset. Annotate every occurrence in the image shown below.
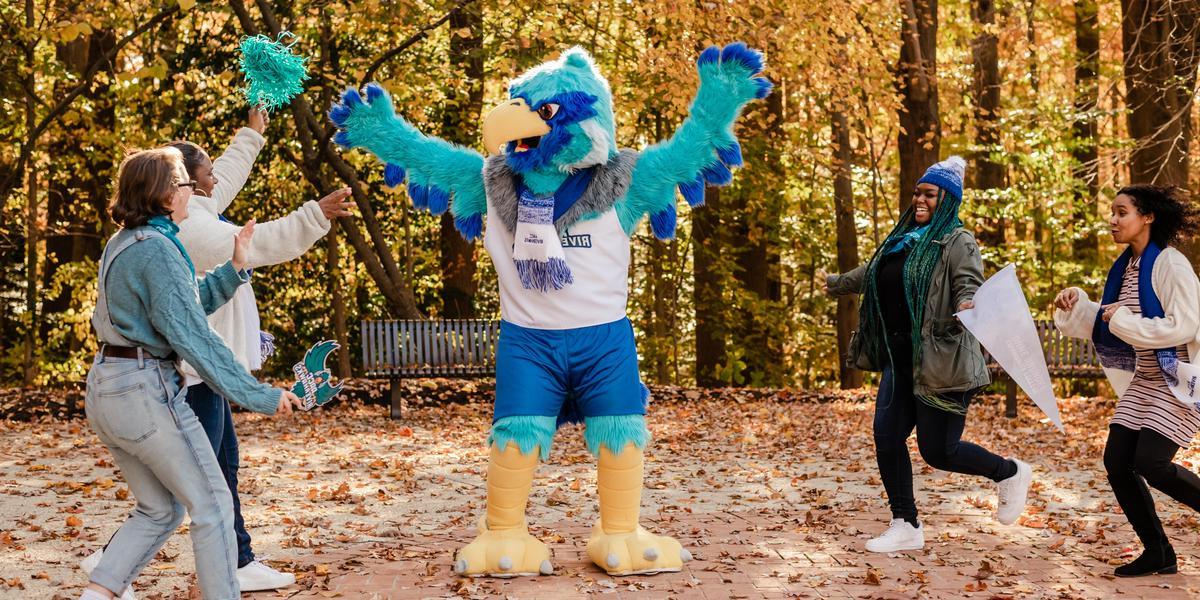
[916,155,966,201]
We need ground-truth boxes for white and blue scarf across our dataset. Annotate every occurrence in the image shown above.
[1093,240,1180,385]
[513,168,595,292]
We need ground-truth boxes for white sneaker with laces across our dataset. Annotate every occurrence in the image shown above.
[996,458,1033,525]
[865,518,924,553]
[237,560,296,592]
[80,548,137,600]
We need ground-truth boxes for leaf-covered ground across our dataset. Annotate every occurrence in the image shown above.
[3,382,1200,599]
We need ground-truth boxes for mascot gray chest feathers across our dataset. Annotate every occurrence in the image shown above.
[483,149,639,234]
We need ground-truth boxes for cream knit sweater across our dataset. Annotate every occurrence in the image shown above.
[1054,245,1200,397]
[177,127,331,385]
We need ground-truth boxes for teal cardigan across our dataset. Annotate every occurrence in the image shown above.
[102,228,280,414]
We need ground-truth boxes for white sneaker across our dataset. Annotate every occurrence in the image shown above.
[80,549,137,600]
[237,560,296,592]
[865,519,924,553]
[996,458,1033,525]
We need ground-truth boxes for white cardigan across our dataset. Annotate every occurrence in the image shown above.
[177,127,331,385]
[1054,245,1200,397]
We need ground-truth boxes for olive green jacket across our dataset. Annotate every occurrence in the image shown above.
[826,227,990,395]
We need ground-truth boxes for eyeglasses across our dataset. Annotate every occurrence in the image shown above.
[176,180,198,189]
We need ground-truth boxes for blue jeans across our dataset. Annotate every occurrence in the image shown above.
[84,354,239,599]
[186,382,255,567]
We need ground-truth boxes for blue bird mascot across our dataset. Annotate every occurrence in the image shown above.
[329,43,770,577]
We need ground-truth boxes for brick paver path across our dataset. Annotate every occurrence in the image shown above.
[7,385,1200,599]
[256,505,1200,599]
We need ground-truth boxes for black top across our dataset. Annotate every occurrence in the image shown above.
[876,248,911,337]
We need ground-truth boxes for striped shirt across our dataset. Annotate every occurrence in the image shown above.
[1111,257,1200,447]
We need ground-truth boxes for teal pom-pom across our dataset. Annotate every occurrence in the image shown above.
[238,32,309,112]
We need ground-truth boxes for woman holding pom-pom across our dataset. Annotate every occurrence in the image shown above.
[823,157,1033,553]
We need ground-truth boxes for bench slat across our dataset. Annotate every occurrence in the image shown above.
[986,319,1102,378]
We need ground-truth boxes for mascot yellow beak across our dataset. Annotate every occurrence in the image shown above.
[482,98,551,156]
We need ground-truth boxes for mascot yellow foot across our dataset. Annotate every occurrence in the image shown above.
[453,443,553,577]
[586,444,692,575]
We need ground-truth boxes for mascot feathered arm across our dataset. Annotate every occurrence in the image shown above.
[619,43,771,239]
[328,83,487,240]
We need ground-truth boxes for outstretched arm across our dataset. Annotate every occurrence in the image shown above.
[619,43,772,238]
[328,83,487,240]
[195,127,265,217]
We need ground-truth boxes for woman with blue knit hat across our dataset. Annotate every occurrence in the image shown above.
[825,156,1033,553]
[1054,184,1200,577]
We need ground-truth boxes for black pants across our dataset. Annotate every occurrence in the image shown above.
[874,339,1016,523]
[1104,424,1200,549]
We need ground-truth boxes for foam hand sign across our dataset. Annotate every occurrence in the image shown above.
[291,340,344,411]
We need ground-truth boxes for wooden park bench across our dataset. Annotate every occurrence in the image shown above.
[361,318,1102,421]
[985,319,1104,418]
[361,319,500,418]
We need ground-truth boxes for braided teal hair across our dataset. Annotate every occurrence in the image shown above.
[857,188,966,414]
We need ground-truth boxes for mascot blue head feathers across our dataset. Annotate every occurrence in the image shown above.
[482,47,618,174]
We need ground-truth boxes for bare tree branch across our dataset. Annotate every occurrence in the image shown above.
[361,0,481,85]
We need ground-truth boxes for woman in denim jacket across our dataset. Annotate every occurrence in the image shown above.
[79,147,301,600]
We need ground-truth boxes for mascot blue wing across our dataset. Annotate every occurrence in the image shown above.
[619,43,772,240]
[328,83,487,240]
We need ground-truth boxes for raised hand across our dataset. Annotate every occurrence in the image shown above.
[623,42,772,240]
[318,187,355,219]
[1054,288,1079,311]
[248,105,269,134]
[327,82,487,237]
[695,42,774,113]
[232,219,256,271]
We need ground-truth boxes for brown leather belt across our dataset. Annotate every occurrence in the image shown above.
[101,345,177,362]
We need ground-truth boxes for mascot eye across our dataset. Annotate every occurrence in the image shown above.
[537,103,560,120]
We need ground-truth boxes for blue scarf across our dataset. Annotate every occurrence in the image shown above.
[147,215,196,278]
[1092,240,1179,385]
[512,167,596,292]
[516,166,597,223]
[881,223,932,256]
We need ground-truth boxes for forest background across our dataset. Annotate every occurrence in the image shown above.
[2,0,1197,392]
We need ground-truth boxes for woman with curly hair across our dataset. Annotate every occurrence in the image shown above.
[1055,184,1200,577]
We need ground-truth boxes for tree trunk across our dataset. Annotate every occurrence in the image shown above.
[22,0,38,385]
[327,221,352,377]
[1072,0,1100,262]
[971,0,1005,252]
[647,239,673,384]
[694,186,725,388]
[1027,0,1045,246]
[438,1,483,318]
[897,0,941,214]
[42,28,116,348]
[1121,0,1200,187]
[832,109,863,389]
[732,86,785,386]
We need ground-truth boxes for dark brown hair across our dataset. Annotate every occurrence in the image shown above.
[109,147,183,228]
[165,140,207,180]
[1117,184,1199,247]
